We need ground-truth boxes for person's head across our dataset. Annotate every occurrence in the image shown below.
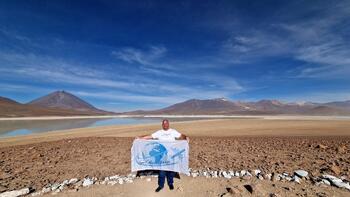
[162,119,169,130]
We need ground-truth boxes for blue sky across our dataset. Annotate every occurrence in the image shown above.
[0,0,349,112]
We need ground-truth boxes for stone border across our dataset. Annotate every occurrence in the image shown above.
[0,169,349,197]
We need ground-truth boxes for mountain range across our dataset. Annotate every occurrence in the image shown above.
[124,98,350,116]
[0,91,114,117]
[1,91,350,117]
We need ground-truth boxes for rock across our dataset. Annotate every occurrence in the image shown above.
[316,144,327,149]
[336,182,350,191]
[118,179,124,184]
[109,175,119,180]
[271,173,278,182]
[285,176,292,181]
[293,175,301,184]
[240,170,247,177]
[265,173,272,181]
[203,171,208,177]
[74,180,83,188]
[212,171,218,178]
[321,174,350,190]
[41,187,51,194]
[68,178,78,185]
[58,184,64,190]
[321,179,331,186]
[246,172,252,177]
[0,188,30,197]
[62,180,69,185]
[191,172,199,178]
[51,183,60,191]
[222,171,231,179]
[258,175,264,180]
[229,171,235,177]
[107,181,117,185]
[234,171,240,177]
[294,170,308,178]
[253,169,261,176]
[322,174,343,184]
[30,191,42,196]
[82,178,94,187]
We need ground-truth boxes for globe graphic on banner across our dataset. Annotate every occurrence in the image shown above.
[138,142,168,165]
[147,142,167,164]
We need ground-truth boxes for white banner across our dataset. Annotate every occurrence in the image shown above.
[131,139,189,174]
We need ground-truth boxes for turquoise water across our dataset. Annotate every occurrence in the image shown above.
[0,118,161,137]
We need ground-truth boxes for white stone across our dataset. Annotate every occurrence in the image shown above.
[51,183,60,191]
[107,181,118,185]
[31,191,42,196]
[253,169,261,176]
[68,178,78,185]
[322,175,343,184]
[234,171,240,177]
[293,175,301,184]
[222,171,231,179]
[192,172,198,178]
[82,178,94,187]
[285,176,292,181]
[240,170,247,177]
[333,182,350,190]
[0,188,30,197]
[62,180,69,185]
[109,175,119,180]
[58,184,64,191]
[294,170,308,178]
[41,187,51,193]
[321,179,331,186]
[266,173,272,180]
[203,171,208,177]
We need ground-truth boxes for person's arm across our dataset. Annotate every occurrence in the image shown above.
[177,133,189,142]
[136,135,154,140]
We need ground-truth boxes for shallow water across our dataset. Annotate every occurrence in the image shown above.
[0,118,161,137]
[0,117,219,137]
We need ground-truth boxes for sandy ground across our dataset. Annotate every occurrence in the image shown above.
[54,176,350,197]
[0,119,350,196]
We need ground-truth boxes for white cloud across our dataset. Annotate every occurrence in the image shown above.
[111,45,167,66]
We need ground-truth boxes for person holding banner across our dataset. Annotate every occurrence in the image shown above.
[137,119,189,192]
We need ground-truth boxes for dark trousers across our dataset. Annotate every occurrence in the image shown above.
[158,170,175,187]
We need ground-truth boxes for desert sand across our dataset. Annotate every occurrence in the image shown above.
[0,118,350,196]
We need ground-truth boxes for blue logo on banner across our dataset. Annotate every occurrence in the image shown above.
[136,142,185,166]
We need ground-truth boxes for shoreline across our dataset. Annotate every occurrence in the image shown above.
[1,118,350,147]
[1,114,350,121]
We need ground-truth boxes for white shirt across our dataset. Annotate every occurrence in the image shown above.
[151,128,181,141]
